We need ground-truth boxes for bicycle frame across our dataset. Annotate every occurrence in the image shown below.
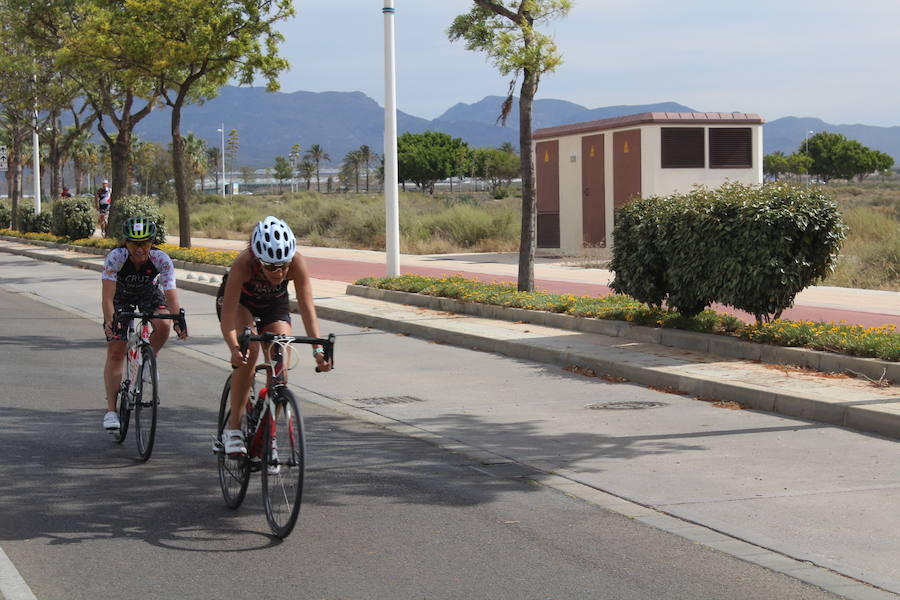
[117,309,186,400]
[240,331,334,460]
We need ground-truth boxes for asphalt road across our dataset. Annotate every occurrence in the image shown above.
[0,254,844,600]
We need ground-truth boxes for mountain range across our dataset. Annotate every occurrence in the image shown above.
[132,86,900,168]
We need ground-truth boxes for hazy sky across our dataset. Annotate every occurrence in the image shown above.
[274,1,898,127]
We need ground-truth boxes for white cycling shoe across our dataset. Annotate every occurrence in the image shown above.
[103,411,120,432]
[222,429,247,455]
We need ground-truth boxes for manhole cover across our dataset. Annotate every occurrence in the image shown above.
[586,400,667,410]
[354,396,424,406]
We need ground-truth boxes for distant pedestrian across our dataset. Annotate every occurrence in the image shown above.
[96,179,112,237]
[61,186,72,198]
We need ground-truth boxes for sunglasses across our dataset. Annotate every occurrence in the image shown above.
[260,259,289,272]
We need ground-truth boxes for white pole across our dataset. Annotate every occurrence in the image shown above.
[32,108,41,214]
[383,0,400,277]
[219,124,226,196]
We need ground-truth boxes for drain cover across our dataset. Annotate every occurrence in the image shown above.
[354,396,424,406]
[586,400,667,410]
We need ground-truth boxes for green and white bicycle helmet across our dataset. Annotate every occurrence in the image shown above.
[122,216,157,242]
[251,216,296,263]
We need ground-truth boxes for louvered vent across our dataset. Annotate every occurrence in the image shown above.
[709,128,752,168]
[661,128,705,168]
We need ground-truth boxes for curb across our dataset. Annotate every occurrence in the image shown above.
[346,284,899,383]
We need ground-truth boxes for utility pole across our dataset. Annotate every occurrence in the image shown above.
[383,0,400,277]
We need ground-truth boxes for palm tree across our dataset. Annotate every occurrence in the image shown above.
[298,158,316,191]
[342,149,363,192]
[304,144,330,193]
[358,145,374,192]
[183,133,208,193]
[206,147,221,194]
[69,135,97,195]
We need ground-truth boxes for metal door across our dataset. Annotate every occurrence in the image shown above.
[613,129,641,211]
[581,134,605,246]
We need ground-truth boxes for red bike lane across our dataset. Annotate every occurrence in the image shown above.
[304,256,898,329]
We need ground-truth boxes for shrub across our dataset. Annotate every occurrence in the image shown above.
[108,195,167,244]
[610,183,846,322]
[51,196,96,240]
[31,211,52,233]
[0,201,9,229]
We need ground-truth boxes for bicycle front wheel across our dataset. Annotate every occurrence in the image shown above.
[261,388,306,538]
[217,374,251,509]
[113,382,131,444]
[134,345,158,462]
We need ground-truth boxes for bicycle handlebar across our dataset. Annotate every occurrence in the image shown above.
[238,328,335,372]
[116,308,188,335]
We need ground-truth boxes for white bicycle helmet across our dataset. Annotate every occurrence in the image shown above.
[251,216,297,263]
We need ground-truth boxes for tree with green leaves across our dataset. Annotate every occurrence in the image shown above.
[800,132,894,182]
[358,145,374,192]
[341,149,363,192]
[763,151,789,180]
[183,133,208,193]
[305,144,330,193]
[240,166,256,187]
[206,146,221,194]
[397,131,469,194]
[449,0,571,291]
[273,156,292,193]
[226,129,240,193]
[289,143,302,192]
[297,158,316,191]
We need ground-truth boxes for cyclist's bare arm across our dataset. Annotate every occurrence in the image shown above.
[289,254,330,371]
[220,252,253,364]
[101,279,117,337]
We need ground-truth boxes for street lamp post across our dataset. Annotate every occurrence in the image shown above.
[804,130,814,184]
[383,0,400,277]
[217,124,225,196]
[32,107,41,214]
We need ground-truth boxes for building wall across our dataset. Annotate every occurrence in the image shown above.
[556,136,583,255]
[641,125,762,197]
[539,122,763,253]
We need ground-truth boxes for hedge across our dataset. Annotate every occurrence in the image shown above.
[609,183,845,322]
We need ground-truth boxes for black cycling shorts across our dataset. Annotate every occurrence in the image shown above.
[215,274,291,329]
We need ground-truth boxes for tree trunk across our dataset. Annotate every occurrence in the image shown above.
[170,100,192,248]
[109,133,131,205]
[516,68,539,292]
[73,157,84,195]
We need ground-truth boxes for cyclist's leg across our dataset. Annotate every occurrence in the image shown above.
[228,303,260,430]
[261,319,292,382]
[149,315,171,353]
[104,339,126,411]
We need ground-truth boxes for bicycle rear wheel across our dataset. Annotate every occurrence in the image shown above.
[134,346,158,462]
[113,382,131,444]
[261,388,306,538]
[217,374,251,509]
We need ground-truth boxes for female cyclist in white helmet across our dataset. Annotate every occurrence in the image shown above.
[217,216,330,454]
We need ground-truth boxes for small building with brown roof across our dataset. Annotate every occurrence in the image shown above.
[532,112,765,254]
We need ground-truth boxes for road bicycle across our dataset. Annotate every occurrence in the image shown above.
[214,327,335,538]
[112,308,187,462]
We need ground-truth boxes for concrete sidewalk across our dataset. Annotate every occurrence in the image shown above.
[171,235,900,328]
[3,236,900,599]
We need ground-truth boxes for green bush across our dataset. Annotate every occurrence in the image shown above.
[15,201,36,232]
[610,183,846,322]
[51,196,96,239]
[108,195,167,244]
[0,201,9,229]
[32,211,52,233]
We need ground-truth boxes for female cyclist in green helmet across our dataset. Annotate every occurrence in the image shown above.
[99,216,188,433]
